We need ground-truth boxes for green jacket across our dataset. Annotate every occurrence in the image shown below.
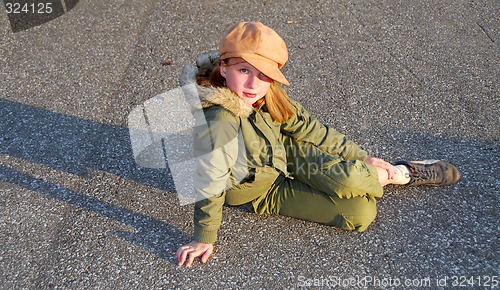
[193,87,368,243]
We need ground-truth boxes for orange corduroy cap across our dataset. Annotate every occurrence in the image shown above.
[219,22,290,86]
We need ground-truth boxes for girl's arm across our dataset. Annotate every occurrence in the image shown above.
[281,101,367,161]
[176,107,240,266]
[191,108,240,243]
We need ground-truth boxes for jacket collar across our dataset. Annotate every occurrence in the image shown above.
[200,86,254,118]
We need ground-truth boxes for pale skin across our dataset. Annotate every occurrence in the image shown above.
[176,58,403,266]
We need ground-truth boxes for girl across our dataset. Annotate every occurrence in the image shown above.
[176,22,460,267]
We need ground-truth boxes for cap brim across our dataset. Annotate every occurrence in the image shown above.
[240,55,290,86]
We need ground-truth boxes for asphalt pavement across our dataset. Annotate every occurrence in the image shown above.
[1,0,499,289]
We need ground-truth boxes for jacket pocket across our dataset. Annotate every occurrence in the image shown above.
[225,166,280,206]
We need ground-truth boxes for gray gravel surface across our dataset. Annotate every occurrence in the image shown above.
[1,0,498,289]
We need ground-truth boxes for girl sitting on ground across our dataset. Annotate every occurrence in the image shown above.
[176,21,460,267]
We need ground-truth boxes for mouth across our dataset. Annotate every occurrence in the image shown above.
[243,92,258,98]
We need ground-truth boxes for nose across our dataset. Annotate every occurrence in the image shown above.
[245,75,258,89]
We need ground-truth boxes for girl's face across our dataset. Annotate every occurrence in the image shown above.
[220,58,273,105]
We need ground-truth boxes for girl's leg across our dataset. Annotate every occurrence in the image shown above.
[282,137,383,199]
[367,157,411,186]
[374,166,393,187]
[251,175,377,232]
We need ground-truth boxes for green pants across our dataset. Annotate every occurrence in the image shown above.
[249,137,383,232]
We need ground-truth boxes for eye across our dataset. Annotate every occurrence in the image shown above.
[259,72,272,81]
[240,68,249,74]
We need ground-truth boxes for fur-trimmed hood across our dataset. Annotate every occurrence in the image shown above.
[179,50,254,118]
[200,86,254,118]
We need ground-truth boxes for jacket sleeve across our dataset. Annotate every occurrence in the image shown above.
[192,107,240,244]
[281,101,367,161]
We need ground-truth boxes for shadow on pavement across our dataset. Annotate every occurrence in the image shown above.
[0,98,171,188]
[0,98,184,262]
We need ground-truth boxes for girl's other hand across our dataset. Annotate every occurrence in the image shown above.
[365,156,397,180]
[176,241,214,267]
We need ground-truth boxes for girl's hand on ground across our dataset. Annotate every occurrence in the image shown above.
[365,156,397,180]
[176,241,214,267]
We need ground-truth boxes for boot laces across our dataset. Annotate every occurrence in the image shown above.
[411,164,441,182]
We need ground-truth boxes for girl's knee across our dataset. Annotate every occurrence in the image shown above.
[353,209,377,232]
[331,197,377,232]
